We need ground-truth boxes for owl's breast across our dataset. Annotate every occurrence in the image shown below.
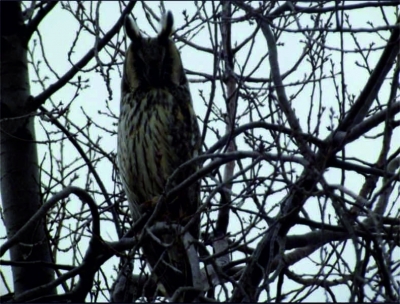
[118,88,198,207]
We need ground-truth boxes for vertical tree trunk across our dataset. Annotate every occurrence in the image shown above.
[1,1,55,296]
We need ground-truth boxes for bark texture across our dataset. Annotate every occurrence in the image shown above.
[1,1,55,296]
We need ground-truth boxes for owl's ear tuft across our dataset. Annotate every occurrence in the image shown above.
[159,11,174,40]
[124,16,141,42]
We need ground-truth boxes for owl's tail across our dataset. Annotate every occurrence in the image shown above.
[141,229,200,302]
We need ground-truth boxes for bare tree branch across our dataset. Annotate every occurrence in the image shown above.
[29,1,137,112]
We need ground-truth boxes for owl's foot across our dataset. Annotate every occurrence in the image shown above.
[139,197,159,213]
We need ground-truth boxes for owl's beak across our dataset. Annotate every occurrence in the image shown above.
[144,65,164,86]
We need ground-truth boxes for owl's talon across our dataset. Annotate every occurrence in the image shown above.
[139,197,158,213]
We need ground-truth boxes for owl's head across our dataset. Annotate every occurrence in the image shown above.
[122,11,187,93]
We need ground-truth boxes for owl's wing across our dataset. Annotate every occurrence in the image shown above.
[164,83,201,235]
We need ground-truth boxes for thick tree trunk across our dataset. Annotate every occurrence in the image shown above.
[1,1,55,296]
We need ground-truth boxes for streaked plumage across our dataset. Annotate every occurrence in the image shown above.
[117,11,201,301]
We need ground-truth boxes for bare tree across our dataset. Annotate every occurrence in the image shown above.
[1,1,399,302]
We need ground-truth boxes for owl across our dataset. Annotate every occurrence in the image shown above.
[117,11,201,301]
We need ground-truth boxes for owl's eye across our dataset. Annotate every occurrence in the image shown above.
[136,50,146,62]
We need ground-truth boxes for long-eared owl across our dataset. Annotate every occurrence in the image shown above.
[117,11,201,300]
